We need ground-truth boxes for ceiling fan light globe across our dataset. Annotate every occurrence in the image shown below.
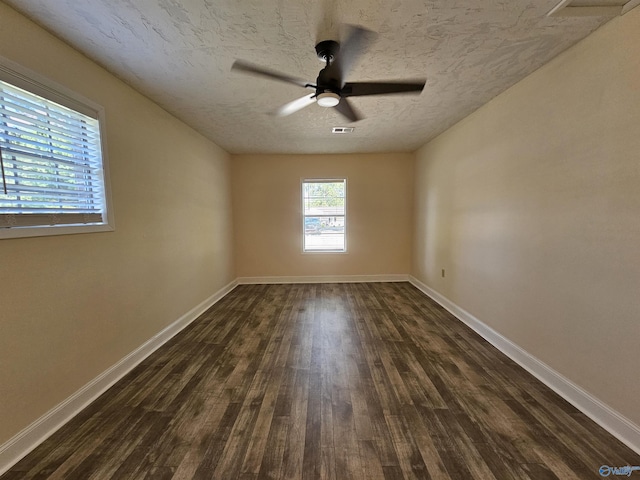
[316,92,340,107]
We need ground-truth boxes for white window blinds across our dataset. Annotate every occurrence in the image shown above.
[0,76,106,230]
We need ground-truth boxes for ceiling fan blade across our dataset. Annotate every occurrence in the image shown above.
[327,25,376,86]
[334,97,362,122]
[342,81,426,97]
[232,60,314,89]
[272,93,317,117]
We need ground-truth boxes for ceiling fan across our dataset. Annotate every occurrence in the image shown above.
[231,25,426,122]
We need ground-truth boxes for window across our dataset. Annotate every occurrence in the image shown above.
[302,179,346,252]
[0,58,112,239]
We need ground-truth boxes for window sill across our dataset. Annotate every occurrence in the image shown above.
[0,222,114,240]
[302,250,348,254]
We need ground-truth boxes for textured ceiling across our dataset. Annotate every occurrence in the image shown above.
[3,0,613,154]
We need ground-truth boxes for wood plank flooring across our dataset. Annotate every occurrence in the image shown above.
[3,282,639,479]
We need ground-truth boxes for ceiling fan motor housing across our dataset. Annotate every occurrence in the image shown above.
[316,65,342,99]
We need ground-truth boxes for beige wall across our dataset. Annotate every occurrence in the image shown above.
[0,4,235,444]
[413,9,640,425]
[232,153,413,278]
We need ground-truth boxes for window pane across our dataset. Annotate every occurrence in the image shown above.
[302,180,346,252]
[303,181,345,216]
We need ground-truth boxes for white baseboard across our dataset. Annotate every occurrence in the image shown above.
[237,274,409,284]
[408,275,640,456]
[0,279,238,476]
[5,275,638,476]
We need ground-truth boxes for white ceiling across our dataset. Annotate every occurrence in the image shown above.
[3,0,613,154]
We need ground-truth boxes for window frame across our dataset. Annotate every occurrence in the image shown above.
[301,178,347,254]
[0,55,114,240]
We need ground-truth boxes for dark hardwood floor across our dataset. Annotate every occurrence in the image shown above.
[3,282,639,479]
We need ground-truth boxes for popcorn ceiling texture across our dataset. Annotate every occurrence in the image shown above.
[5,0,611,154]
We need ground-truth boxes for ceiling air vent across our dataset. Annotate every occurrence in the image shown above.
[547,0,640,16]
[332,127,354,134]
